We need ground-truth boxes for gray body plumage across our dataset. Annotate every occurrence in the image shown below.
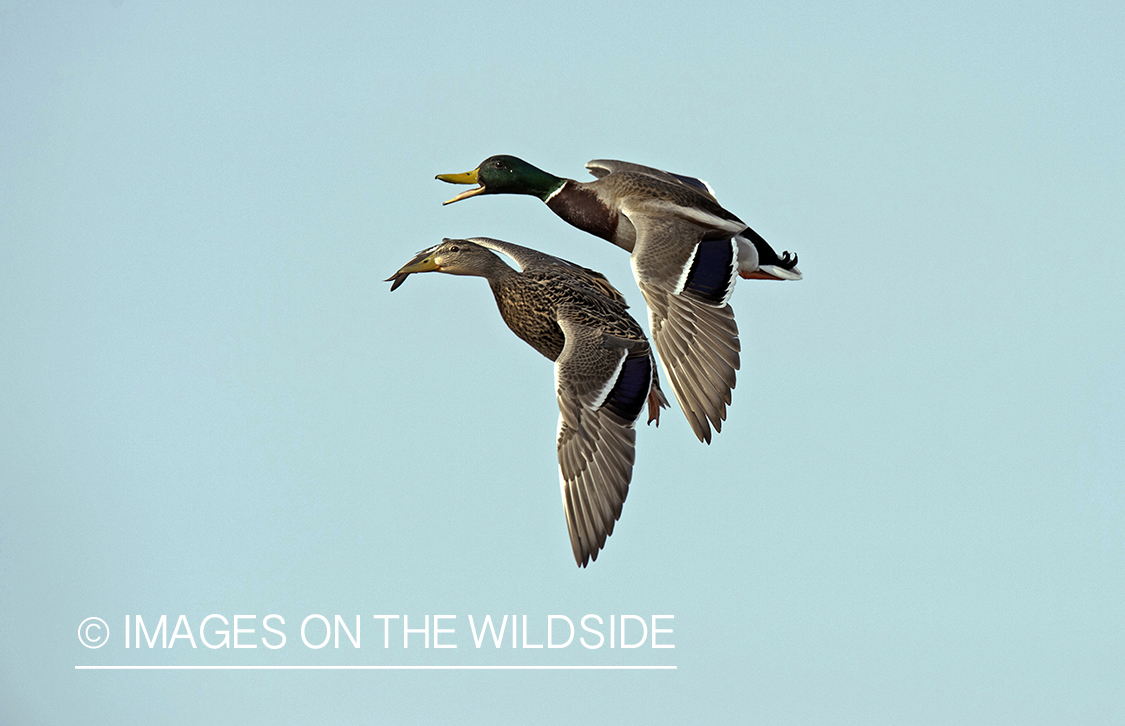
[544,159,800,443]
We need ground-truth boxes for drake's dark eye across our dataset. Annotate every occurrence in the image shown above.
[449,245,460,252]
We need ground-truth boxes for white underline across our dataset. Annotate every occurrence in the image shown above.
[75,665,676,670]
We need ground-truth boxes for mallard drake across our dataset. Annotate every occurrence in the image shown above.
[387,237,668,567]
[437,156,801,444]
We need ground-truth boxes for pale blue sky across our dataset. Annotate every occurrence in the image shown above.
[2,2,1123,723]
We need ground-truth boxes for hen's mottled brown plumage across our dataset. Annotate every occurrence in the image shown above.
[387,237,668,567]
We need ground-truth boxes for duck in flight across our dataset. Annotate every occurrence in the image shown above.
[437,156,801,444]
[387,237,668,567]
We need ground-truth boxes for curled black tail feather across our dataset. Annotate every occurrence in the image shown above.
[741,225,799,270]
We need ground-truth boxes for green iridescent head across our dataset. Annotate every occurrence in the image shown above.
[436,155,564,204]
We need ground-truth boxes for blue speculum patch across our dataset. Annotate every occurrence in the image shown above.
[603,355,652,422]
[685,238,733,303]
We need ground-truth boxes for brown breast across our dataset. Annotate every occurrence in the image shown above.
[545,181,620,245]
